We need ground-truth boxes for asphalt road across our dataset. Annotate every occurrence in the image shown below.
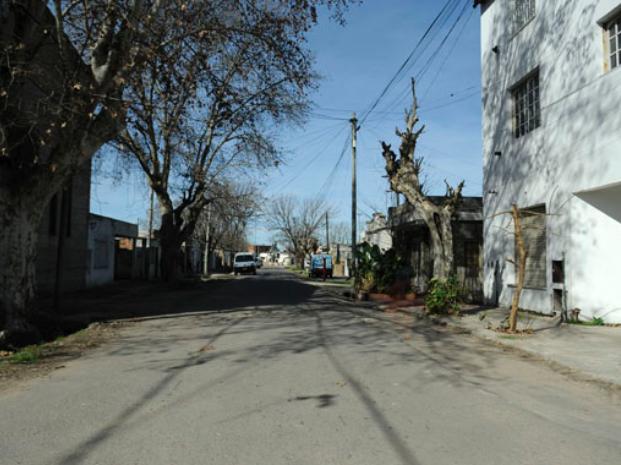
[2,269,620,465]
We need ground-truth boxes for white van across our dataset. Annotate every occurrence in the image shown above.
[233,253,256,275]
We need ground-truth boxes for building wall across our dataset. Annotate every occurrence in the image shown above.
[363,214,393,251]
[86,215,117,287]
[481,0,621,322]
[36,161,91,294]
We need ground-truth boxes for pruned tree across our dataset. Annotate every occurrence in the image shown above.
[0,0,356,342]
[508,204,528,333]
[380,79,464,280]
[494,204,551,333]
[266,196,329,268]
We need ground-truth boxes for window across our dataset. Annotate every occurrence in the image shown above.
[519,205,547,289]
[606,15,621,70]
[514,0,535,31]
[512,70,540,138]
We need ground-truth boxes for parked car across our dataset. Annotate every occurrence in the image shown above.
[309,254,333,278]
[234,253,256,275]
[255,256,263,268]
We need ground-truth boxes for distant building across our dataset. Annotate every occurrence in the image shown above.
[87,214,143,287]
[362,212,393,252]
[248,244,272,256]
[477,0,621,322]
[389,197,483,300]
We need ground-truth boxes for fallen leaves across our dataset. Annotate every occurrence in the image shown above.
[198,344,215,353]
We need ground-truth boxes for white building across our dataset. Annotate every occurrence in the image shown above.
[363,212,393,252]
[478,0,621,322]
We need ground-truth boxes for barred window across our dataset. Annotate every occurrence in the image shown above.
[512,71,540,138]
[607,15,621,70]
[514,0,535,31]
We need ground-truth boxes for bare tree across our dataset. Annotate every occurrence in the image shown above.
[380,79,464,280]
[266,196,329,268]
[194,183,260,269]
[0,0,356,342]
[330,221,351,245]
[0,0,178,343]
[115,1,319,280]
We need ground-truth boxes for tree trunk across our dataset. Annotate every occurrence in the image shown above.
[509,204,527,333]
[426,210,454,280]
[0,203,44,346]
[159,225,184,282]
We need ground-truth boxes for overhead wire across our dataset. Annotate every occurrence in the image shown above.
[271,121,349,194]
[356,0,459,128]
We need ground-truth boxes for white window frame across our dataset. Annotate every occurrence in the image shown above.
[605,15,621,71]
[511,70,541,138]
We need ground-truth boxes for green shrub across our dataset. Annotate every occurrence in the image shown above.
[354,243,410,293]
[425,276,460,314]
[9,345,42,364]
[591,316,605,326]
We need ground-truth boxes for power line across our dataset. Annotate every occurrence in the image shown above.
[356,0,459,127]
[370,0,466,118]
[421,6,477,100]
[272,122,349,194]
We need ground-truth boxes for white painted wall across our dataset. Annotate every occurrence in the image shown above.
[86,217,115,287]
[480,0,621,322]
[363,213,393,252]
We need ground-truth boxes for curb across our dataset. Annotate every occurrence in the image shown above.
[437,315,621,392]
[365,303,621,392]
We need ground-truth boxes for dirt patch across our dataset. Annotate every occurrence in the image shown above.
[0,321,128,393]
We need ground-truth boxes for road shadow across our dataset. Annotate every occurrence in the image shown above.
[53,277,503,465]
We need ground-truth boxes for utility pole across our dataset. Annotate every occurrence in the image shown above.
[203,203,212,276]
[147,189,154,247]
[350,112,359,279]
[325,211,330,252]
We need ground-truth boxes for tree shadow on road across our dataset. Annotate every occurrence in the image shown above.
[53,281,503,465]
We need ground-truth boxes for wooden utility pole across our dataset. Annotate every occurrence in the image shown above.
[350,113,359,279]
[325,211,330,251]
[203,203,212,276]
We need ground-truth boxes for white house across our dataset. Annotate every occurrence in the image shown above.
[478,0,621,322]
[363,212,393,252]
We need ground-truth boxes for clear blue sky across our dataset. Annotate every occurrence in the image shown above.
[91,0,482,244]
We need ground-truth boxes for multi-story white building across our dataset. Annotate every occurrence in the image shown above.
[478,0,621,323]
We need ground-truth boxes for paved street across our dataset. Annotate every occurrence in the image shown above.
[2,270,620,465]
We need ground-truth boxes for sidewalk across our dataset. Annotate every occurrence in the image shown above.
[397,306,621,388]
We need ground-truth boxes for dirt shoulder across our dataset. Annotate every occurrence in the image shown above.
[0,321,129,393]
